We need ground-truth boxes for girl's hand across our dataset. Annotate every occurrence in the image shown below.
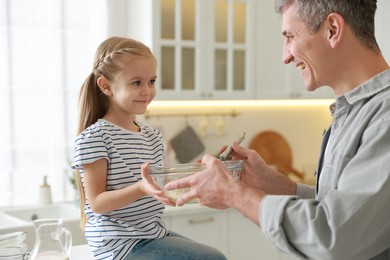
[140,163,176,206]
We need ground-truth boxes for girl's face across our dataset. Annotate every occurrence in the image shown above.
[107,55,157,118]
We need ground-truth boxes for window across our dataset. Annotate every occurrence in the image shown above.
[0,0,108,206]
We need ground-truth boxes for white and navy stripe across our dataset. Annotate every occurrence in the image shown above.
[72,119,168,259]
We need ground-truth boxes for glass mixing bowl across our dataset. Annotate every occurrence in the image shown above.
[149,160,243,203]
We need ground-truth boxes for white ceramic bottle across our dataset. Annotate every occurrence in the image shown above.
[39,176,52,205]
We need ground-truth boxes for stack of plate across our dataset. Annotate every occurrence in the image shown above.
[0,232,29,259]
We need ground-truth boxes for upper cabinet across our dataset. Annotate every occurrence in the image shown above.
[153,0,256,100]
[124,1,337,100]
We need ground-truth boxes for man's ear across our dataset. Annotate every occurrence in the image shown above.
[97,76,112,96]
[325,13,344,48]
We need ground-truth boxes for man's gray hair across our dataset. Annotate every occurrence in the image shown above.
[274,0,379,52]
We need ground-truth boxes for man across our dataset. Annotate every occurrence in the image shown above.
[165,0,390,259]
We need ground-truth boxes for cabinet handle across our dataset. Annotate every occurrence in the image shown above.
[188,217,215,224]
[290,92,301,98]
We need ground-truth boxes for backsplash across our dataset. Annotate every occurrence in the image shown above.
[139,100,334,182]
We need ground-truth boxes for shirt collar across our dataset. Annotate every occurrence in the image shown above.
[328,68,390,117]
[344,68,390,105]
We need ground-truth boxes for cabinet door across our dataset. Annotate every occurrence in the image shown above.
[168,211,229,256]
[205,0,255,99]
[228,211,280,260]
[153,0,255,100]
[154,0,199,99]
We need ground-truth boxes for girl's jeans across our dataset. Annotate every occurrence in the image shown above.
[124,231,227,260]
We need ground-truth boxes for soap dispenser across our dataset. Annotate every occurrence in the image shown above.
[39,175,52,205]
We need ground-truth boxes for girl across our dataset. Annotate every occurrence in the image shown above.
[72,37,226,260]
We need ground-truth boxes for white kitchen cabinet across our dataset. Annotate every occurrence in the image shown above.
[228,210,280,259]
[151,0,336,100]
[229,211,299,260]
[151,0,256,100]
[125,0,390,100]
[149,0,333,100]
[162,204,299,260]
[163,206,230,256]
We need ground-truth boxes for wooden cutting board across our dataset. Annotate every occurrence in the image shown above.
[249,130,304,180]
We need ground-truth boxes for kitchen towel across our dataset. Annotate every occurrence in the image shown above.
[170,125,205,163]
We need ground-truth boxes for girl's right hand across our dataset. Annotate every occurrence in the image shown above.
[140,163,176,206]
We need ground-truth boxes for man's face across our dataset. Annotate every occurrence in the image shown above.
[281,5,332,92]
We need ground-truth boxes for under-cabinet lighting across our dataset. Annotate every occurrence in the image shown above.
[149,99,334,109]
[145,99,334,117]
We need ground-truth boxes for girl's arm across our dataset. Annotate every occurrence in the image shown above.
[83,158,174,214]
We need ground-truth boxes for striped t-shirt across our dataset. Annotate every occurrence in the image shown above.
[72,119,168,260]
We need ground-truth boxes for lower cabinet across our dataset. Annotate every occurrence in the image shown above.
[164,208,229,256]
[162,205,297,260]
[228,210,280,259]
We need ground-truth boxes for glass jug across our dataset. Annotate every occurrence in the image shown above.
[29,218,72,260]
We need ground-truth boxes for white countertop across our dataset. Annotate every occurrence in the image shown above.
[70,244,93,259]
[0,201,229,260]
[163,203,231,217]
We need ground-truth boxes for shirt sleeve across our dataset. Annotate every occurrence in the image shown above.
[296,183,315,199]
[72,129,109,170]
[259,120,390,259]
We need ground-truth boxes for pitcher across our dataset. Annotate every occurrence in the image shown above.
[29,218,72,260]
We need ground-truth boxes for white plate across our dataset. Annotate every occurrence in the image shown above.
[0,232,26,248]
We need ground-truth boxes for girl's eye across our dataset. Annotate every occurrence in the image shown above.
[149,79,156,86]
[132,81,141,86]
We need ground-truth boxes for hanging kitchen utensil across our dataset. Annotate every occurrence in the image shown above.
[249,130,304,180]
[170,125,205,163]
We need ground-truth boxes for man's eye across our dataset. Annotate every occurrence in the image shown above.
[285,34,293,40]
